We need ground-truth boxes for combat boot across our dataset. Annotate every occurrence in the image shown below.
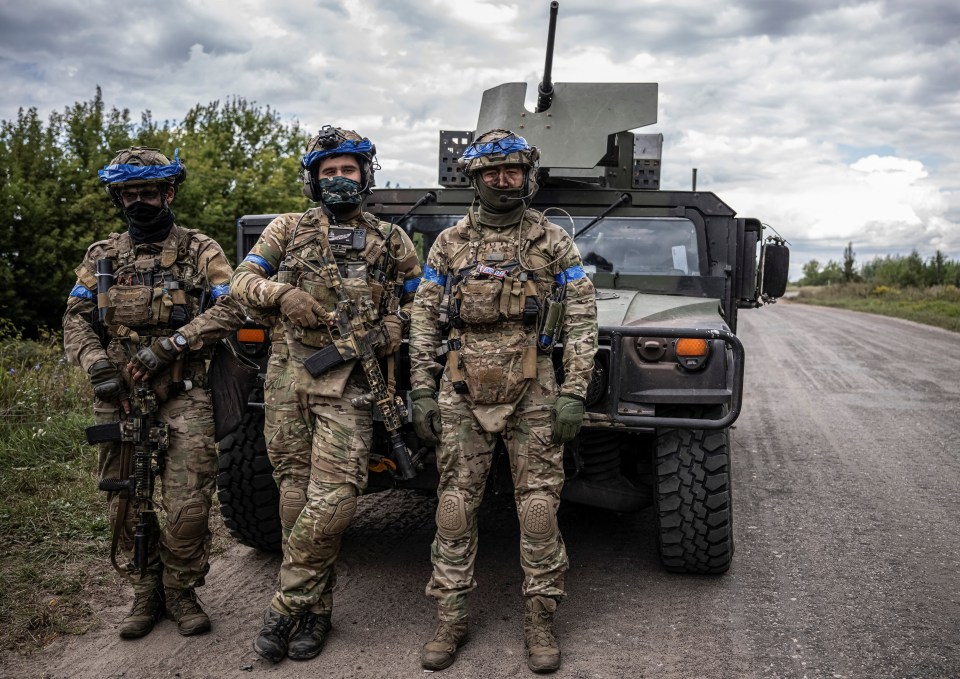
[524,596,561,673]
[287,611,333,660]
[118,579,165,639]
[421,620,469,671]
[253,608,300,663]
[165,587,211,636]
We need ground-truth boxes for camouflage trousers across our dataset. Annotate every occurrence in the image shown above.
[426,355,568,622]
[94,386,218,590]
[269,369,373,617]
[263,341,312,542]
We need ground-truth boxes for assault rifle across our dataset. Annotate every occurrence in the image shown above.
[297,250,419,481]
[86,384,168,580]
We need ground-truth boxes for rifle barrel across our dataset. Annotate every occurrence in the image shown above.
[536,1,560,113]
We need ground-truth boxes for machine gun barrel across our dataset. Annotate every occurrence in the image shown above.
[535,1,560,113]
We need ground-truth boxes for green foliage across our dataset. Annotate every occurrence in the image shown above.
[795,283,960,332]
[801,245,960,289]
[0,91,309,337]
[0,330,107,652]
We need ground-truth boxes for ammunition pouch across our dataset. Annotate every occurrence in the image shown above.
[458,277,502,325]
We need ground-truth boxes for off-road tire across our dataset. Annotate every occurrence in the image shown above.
[654,406,733,574]
[216,400,282,552]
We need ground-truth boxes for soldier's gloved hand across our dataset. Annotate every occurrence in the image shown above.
[378,314,406,356]
[410,388,441,445]
[551,394,585,444]
[89,359,123,402]
[128,337,179,382]
[278,286,325,328]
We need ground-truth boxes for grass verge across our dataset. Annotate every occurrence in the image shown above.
[791,283,960,333]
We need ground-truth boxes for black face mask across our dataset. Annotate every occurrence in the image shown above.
[125,202,175,243]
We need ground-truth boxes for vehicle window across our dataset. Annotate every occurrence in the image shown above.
[566,217,701,276]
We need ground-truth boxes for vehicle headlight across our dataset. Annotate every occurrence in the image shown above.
[675,337,709,370]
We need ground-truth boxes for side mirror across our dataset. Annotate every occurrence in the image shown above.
[759,238,790,300]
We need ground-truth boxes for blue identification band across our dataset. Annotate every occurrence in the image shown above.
[70,284,94,300]
[403,277,422,293]
[210,284,230,299]
[555,265,586,285]
[242,254,274,276]
[302,139,374,168]
[423,265,447,286]
[98,149,183,184]
[461,135,531,161]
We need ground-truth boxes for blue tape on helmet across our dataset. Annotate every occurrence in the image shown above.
[98,149,183,185]
[461,135,531,161]
[302,139,374,169]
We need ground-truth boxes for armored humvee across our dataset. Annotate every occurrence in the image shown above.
[216,4,789,575]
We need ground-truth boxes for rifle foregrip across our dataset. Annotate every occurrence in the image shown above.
[304,344,345,378]
[86,422,122,444]
[99,477,134,493]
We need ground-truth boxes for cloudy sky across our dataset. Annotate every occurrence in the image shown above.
[2,0,959,279]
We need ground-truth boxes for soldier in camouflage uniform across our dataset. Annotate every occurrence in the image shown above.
[409,130,598,673]
[231,126,422,663]
[63,147,246,639]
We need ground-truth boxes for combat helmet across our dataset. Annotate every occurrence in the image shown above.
[459,129,540,215]
[98,147,187,208]
[301,125,378,204]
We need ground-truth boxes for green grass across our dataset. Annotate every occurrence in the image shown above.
[0,327,110,653]
[792,283,960,333]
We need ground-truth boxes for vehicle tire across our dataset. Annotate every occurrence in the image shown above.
[216,401,282,552]
[654,405,733,574]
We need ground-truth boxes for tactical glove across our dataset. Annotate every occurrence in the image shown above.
[551,394,585,444]
[130,336,179,379]
[410,388,441,445]
[378,314,406,357]
[89,359,123,402]
[278,286,326,329]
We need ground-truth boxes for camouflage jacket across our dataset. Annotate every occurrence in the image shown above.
[230,208,422,389]
[63,224,246,374]
[410,208,598,400]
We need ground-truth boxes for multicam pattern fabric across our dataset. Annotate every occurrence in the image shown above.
[410,207,598,619]
[230,207,421,616]
[63,223,246,589]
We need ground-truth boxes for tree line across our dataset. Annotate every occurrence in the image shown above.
[799,242,960,288]
[0,89,309,337]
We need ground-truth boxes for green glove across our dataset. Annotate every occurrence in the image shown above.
[410,388,441,445]
[551,394,585,444]
[130,336,179,377]
[89,359,123,402]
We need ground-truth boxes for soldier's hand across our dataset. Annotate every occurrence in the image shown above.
[89,359,123,402]
[378,313,407,356]
[128,337,179,382]
[551,394,585,444]
[278,287,325,328]
[410,388,441,445]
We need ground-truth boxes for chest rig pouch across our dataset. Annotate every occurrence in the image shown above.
[287,225,386,349]
[105,240,195,332]
[449,249,539,406]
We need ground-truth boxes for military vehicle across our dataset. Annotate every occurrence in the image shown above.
[216,1,789,574]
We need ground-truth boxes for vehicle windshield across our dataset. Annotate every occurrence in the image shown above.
[566,217,701,276]
[402,215,701,278]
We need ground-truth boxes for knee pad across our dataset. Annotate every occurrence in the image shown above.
[320,487,358,537]
[279,487,307,530]
[519,492,557,541]
[168,500,210,540]
[436,490,469,540]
